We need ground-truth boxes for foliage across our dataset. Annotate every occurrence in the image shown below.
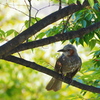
[0,54,100,100]
[34,3,100,49]
[69,3,100,48]
[0,0,100,100]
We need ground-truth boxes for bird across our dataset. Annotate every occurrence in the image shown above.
[46,44,82,91]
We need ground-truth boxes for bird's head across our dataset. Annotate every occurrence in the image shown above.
[58,44,77,57]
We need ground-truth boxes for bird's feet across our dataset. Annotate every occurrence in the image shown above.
[60,74,73,85]
[65,76,73,84]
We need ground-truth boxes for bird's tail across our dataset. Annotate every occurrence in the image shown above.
[46,77,62,91]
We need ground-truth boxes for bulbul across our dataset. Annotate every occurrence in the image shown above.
[46,44,82,91]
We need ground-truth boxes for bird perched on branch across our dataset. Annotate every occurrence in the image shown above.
[46,44,82,91]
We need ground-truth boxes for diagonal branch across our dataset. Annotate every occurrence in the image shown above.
[5,21,100,56]
[3,55,100,93]
[0,0,90,58]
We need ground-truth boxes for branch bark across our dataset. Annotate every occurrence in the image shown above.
[3,55,100,93]
[5,21,100,56]
[0,0,90,58]
[0,0,100,94]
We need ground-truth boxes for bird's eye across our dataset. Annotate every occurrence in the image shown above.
[67,49,70,51]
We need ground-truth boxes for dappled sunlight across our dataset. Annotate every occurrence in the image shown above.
[0,0,100,99]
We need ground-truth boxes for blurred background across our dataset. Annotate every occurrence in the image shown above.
[0,0,100,100]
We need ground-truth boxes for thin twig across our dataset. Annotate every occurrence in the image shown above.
[62,14,72,33]
[24,0,29,10]
[59,0,62,10]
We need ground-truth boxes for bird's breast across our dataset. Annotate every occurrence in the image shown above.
[61,55,81,74]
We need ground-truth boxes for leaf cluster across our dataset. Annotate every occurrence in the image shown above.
[0,0,100,99]
[0,29,18,42]
[69,3,100,49]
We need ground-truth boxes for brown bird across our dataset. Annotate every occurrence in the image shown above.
[46,44,82,91]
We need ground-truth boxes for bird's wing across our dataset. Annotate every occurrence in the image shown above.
[66,57,82,79]
[54,56,63,73]
[66,67,80,79]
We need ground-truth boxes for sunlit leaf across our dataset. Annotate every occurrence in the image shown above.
[79,38,84,46]
[78,0,85,4]
[97,0,100,4]
[68,0,77,4]
[25,20,29,28]
[88,0,94,8]
[0,29,5,37]
[6,29,18,37]
[24,18,38,28]
[83,34,89,45]
[0,0,100,99]
[36,32,45,39]
[89,39,96,49]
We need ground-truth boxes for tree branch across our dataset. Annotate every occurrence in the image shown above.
[0,0,90,58]
[3,55,100,93]
[5,21,100,56]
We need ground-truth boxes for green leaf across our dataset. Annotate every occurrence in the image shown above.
[68,0,77,4]
[83,32,94,45]
[89,39,96,49]
[36,32,45,39]
[25,20,29,28]
[88,0,94,8]
[45,26,62,37]
[89,32,94,39]
[6,29,18,37]
[96,39,100,44]
[81,20,87,28]
[69,39,75,44]
[94,50,100,56]
[94,3,99,11]
[85,13,93,21]
[79,38,84,46]
[25,17,41,29]
[36,17,41,21]
[31,18,37,24]
[78,0,85,4]
[6,29,16,36]
[0,29,5,41]
[97,0,100,4]
[73,12,82,22]
[0,29,5,37]
[75,37,80,45]
[14,31,18,36]
[24,18,37,28]
[83,34,89,45]
[95,32,100,39]
[46,29,52,37]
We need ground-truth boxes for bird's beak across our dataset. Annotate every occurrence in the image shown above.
[58,49,65,52]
